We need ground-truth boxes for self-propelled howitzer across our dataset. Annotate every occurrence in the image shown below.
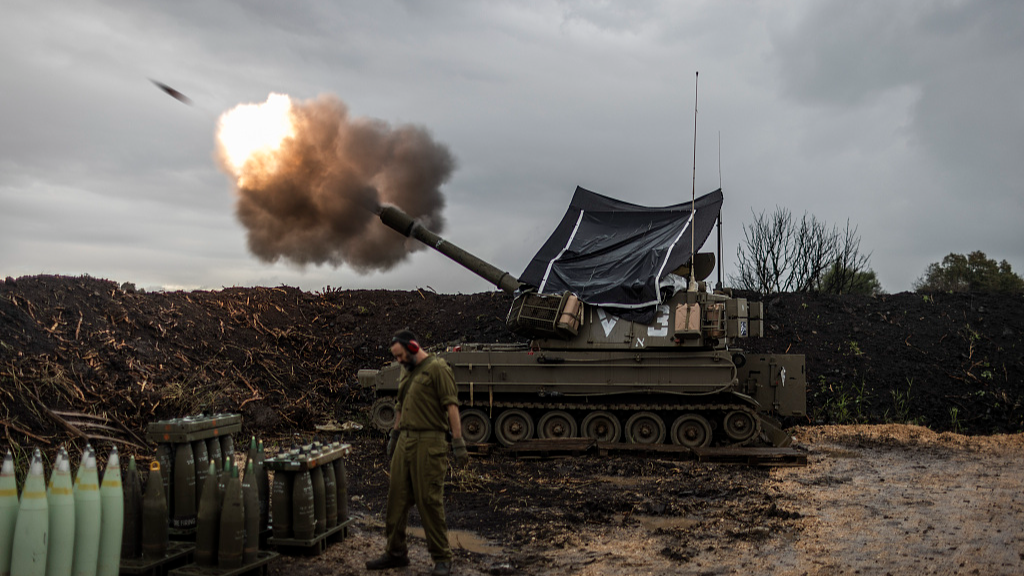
[360,197,805,448]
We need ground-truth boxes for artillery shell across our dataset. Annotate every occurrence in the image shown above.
[219,437,234,470]
[322,462,337,529]
[290,471,315,540]
[1,450,19,576]
[120,457,142,559]
[193,463,220,567]
[141,463,168,560]
[205,439,222,481]
[71,446,101,576]
[334,458,349,522]
[217,467,244,569]
[97,447,123,576]
[45,448,75,576]
[241,463,259,565]
[191,441,208,507]
[255,441,268,532]
[11,448,48,576]
[216,461,229,506]
[153,445,173,514]
[270,471,292,539]
[310,466,325,536]
[171,443,195,530]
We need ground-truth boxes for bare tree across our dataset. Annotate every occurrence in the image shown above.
[732,207,876,295]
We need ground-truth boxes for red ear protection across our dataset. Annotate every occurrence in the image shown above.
[405,340,420,354]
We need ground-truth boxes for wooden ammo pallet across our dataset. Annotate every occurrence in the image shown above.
[509,439,807,467]
[691,447,807,467]
[119,542,196,576]
[167,551,278,576]
[266,517,354,556]
[508,438,597,458]
[510,439,693,459]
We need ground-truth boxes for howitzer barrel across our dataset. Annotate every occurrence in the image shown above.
[379,205,521,294]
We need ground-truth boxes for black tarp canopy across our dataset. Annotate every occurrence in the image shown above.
[519,186,723,322]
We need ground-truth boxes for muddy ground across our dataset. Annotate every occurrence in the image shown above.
[2,275,1023,574]
[272,424,1024,576]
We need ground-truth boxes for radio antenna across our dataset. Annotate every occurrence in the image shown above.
[688,71,699,292]
[717,130,723,289]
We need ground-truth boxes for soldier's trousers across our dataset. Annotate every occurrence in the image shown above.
[384,430,452,563]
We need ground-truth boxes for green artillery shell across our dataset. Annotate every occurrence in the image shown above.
[191,441,208,507]
[205,439,222,481]
[241,463,259,565]
[322,462,337,529]
[141,463,168,560]
[71,446,101,576]
[310,466,325,536]
[45,448,75,576]
[217,468,244,569]
[332,458,348,524]
[216,461,229,506]
[290,471,315,540]
[219,437,234,470]
[11,449,48,576]
[255,441,268,532]
[270,471,292,538]
[153,445,172,514]
[1,450,19,576]
[171,443,195,530]
[120,456,142,559]
[97,447,123,576]
[245,438,256,486]
[193,463,220,567]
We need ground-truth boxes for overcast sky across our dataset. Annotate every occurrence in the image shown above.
[3,0,1022,295]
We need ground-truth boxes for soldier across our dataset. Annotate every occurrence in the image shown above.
[366,329,468,576]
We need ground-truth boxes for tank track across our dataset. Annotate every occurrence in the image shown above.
[463,401,763,447]
[371,395,764,447]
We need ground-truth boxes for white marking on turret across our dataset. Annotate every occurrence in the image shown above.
[596,309,617,337]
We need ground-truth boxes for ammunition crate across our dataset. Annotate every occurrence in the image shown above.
[727,318,750,338]
[507,291,581,339]
[725,298,748,319]
[264,444,351,472]
[147,414,242,444]
[750,319,764,338]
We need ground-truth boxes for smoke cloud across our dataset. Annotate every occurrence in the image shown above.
[216,94,454,271]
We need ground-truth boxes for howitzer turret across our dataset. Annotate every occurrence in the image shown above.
[363,192,806,448]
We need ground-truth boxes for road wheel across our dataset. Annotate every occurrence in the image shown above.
[537,411,578,439]
[460,408,492,444]
[624,412,666,445]
[723,410,758,443]
[369,397,397,432]
[581,411,621,443]
[670,414,712,448]
[494,409,535,446]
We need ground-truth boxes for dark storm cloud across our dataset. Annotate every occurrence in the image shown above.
[773,1,1024,190]
[3,1,1021,292]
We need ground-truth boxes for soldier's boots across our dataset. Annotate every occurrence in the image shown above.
[365,553,410,570]
[430,561,452,576]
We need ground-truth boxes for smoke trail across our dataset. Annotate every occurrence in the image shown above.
[216,94,454,271]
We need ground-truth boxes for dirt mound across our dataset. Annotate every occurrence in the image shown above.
[742,290,1024,434]
[0,275,516,451]
[1,275,1022,452]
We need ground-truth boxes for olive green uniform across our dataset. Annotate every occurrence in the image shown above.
[384,355,459,563]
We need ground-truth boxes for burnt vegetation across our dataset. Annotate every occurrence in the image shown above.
[1,274,1022,454]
